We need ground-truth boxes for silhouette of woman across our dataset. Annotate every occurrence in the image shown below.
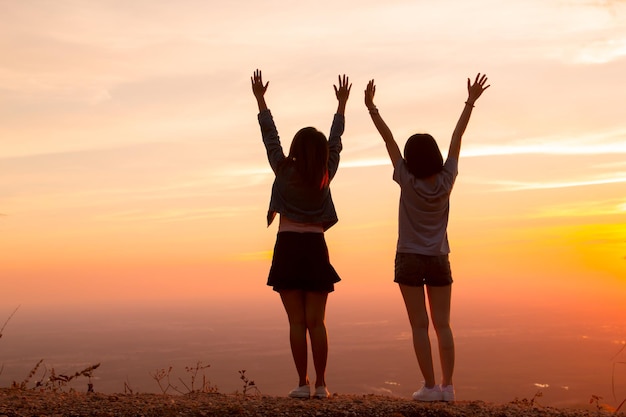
[364,73,490,402]
[252,69,351,399]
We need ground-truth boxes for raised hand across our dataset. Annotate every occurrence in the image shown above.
[334,74,352,102]
[364,78,401,166]
[334,74,351,115]
[449,73,490,160]
[364,79,376,110]
[251,69,269,99]
[251,69,269,112]
[466,73,490,105]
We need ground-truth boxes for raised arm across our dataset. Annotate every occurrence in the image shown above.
[253,69,285,172]
[251,69,269,113]
[448,73,490,161]
[327,75,350,180]
[365,80,402,167]
[334,74,351,115]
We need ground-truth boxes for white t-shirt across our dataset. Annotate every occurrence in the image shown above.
[392,157,458,255]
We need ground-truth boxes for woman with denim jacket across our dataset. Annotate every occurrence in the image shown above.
[251,69,351,399]
[364,74,489,402]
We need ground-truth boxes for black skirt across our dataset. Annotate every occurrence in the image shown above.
[267,232,341,293]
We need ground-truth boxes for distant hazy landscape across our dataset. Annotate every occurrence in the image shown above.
[1,294,624,409]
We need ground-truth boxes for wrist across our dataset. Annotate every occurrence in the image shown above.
[368,106,379,114]
[464,101,475,108]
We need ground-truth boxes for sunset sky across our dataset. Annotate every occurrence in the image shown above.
[1,0,625,319]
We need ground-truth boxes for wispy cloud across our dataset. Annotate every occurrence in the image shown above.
[463,128,626,157]
[463,141,626,157]
[554,0,626,64]
[313,131,626,170]
[574,37,626,64]
[476,174,626,191]
[226,158,393,175]
[340,158,390,169]
[233,251,273,262]
[97,206,256,223]
[531,198,626,218]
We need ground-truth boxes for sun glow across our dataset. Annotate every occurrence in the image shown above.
[1,1,625,314]
[575,224,626,277]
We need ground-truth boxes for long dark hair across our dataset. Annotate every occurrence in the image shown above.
[404,134,444,179]
[287,127,329,189]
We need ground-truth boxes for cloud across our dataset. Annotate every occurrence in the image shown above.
[480,174,626,191]
[463,129,626,157]
[573,37,626,64]
[340,158,390,169]
[233,251,273,262]
[97,207,252,223]
[322,131,626,171]
[531,198,626,218]
[580,0,626,11]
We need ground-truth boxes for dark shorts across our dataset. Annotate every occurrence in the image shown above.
[394,252,453,287]
[267,232,340,293]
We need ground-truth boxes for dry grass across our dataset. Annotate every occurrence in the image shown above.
[2,307,625,414]
[0,389,623,417]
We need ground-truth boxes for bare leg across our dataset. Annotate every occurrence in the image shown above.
[427,285,454,386]
[304,291,329,388]
[280,290,309,387]
[399,284,436,387]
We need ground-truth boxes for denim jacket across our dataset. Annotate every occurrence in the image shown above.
[258,109,344,231]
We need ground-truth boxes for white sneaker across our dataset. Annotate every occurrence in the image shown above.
[412,385,442,401]
[313,385,330,399]
[440,384,455,402]
[288,385,311,398]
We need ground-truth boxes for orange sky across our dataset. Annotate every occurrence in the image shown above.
[1,1,625,315]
